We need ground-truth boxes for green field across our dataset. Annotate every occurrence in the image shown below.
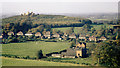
[52,24,113,34]
[52,27,83,34]
[2,57,83,66]
[91,24,113,30]
[2,41,70,57]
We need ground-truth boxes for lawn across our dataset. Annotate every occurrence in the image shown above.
[1,57,84,66]
[2,41,70,57]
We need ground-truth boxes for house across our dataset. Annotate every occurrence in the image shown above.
[79,34,86,40]
[17,31,23,36]
[8,31,14,36]
[99,36,107,41]
[61,49,76,58]
[60,42,87,58]
[0,35,2,39]
[89,36,97,41]
[44,31,51,39]
[64,33,68,36]
[25,32,33,36]
[52,33,60,38]
[61,35,67,40]
[76,42,86,48]
[69,33,76,39]
[35,32,41,37]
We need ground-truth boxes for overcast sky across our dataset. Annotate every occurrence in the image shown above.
[1,0,119,14]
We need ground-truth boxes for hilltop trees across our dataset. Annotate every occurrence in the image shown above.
[2,14,92,28]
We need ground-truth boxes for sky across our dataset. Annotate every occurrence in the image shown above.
[0,0,119,15]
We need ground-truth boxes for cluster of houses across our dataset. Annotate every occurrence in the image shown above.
[51,42,87,58]
[1,31,107,42]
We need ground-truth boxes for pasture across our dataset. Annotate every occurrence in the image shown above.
[52,24,113,34]
[2,41,70,57]
[1,57,83,66]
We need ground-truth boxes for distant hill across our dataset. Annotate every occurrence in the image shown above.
[2,13,92,27]
[61,13,118,22]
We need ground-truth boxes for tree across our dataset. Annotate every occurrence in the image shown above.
[37,50,43,59]
[91,27,96,33]
[70,42,74,48]
[70,39,76,48]
[95,41,120,67]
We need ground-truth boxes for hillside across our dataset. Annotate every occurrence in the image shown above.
[2,13,92,26]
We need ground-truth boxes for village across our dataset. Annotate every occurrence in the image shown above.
[2,30,107,42]
[1,1,120,67]
[0,29,108,59]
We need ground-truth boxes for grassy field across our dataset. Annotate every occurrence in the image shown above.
[52,27,83,34]
[52,27,72,33]
[90,24,113,30]
[1,57,85,66]
[52,24,113,34]
[2,41,70,57]
[44,56,97,66]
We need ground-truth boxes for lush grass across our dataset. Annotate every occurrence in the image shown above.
[52,24,113,34]
[2,57,83,66]
[2,41,70,57]
[43,57,97,66]
[91,24,113,30]
[74,27,83,34]
[52,27,83,34]
[52,27,72,33]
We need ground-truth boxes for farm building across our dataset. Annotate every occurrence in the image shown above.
[52,42,87,58]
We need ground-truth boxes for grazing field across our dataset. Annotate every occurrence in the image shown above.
[52,27,72,33]
[91,24,113,30]
[2,41,70,57]
[43,56,97,66]
[52,24,113,34]
[52,27,83,34]
[1,57,83,66]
